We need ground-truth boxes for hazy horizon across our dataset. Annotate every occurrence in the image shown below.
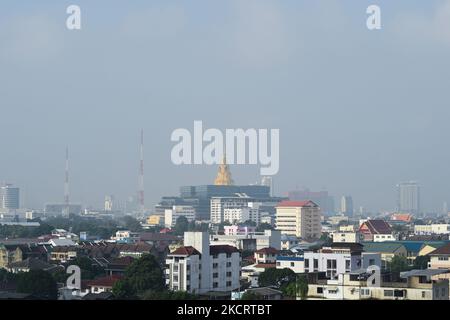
[1,0,450,213]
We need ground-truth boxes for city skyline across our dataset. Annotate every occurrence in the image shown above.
[2,1,450,212]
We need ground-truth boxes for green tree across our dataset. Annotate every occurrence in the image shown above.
[121,216,142,232]
[16,270,58,300]
[112,254,164,299]
[256,223,274,232]
[69,256,105,280]
[413,255,430,270]
[388,255,411,273]
[240,291,261,300]
[142,290,198,300]
[258,268,296,291]
[174,216,189,235]
[282,275,308,300]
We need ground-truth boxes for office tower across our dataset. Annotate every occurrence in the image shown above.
[275,200,322,240]
[261,176,274,196]
[397,181,420,215]
[105,195,114,211]
[341,195,354,216]
[1,184,20,210]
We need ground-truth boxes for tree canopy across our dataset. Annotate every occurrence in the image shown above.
[16,270,58,300]
[258,268,296,291]
[112,254,164,299]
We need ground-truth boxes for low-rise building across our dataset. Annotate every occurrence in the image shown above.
[359,220,393,242]
[307,270,449,300]
[414,224,450,236]
[165,232,241,294]
[428,243,450,270]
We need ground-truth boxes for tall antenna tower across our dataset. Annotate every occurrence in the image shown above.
[138,129,145,216]
[64,146,70,216]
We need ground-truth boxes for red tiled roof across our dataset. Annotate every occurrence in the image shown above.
[276,200,318,208]
[86,275,123,288]
[360,220,392,235]
[429,243,450,255]
[255,247,279,255]
[210,245,240,255]
[169,246,201,256]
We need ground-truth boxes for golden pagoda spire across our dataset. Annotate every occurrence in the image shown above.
[214,153,234,186]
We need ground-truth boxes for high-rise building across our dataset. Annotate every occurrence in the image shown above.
[397,181,420,215]
[340,196,354,216]
[261,176,274,196]
[275,200,322,240]
[104,195,114,212]
[1,184,20,210]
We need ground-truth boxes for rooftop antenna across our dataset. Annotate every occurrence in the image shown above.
[138,129,145,217]
[64,146,70,216]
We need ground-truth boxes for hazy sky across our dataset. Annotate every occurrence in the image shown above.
[1,0,450,213]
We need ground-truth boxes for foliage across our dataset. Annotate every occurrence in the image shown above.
[121,216,142,232]
[388,255,411,273]
[240,291,261,300]
[413,255,430,270]
[258,268,296,291]
[0,221,54,239]
[174,216,189,235]
[282,275,308,300]
[112,254,164,299]
[16,270,58,300]
[68,256,105,280]
[256,223,274,232]
[141,290,199,300]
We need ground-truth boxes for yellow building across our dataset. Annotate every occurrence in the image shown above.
[275,200,322,240]
[147,215,164,226]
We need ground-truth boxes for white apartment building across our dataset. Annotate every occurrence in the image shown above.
[223,203,260,225]
[210,197,256,224]
[276,243,381,278]
[112,230,140,243]
[414,224,450,235]
[331,231,363,243]
[373,234,397,242]
[165,232,241,294]
[275,201,322,240]
[165,205,196,228]
[308,270,449,300]
[211,229,281,251]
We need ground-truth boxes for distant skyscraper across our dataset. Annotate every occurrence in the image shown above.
[105,195,114,212]
[1,184,20,210]
[261,176,274,196]
[340,196,353,216]
[443,201,448,216]
[397,181,420,215]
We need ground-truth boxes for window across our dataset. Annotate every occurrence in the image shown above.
[226,262,232,267]
[173,276,178,282]
[313,259,319,270]
[291,262,295,267]
[226,281,232,287]
[384,290,394,297]
[213,263,218,269]
[213,273,218,278]
[276,262,281,266]
[438,257,449,261]
[345,260,351,270]
[422,291,426,298]
[213,282,218,288]
[305,259,310,268]
[317,287,323,294]
[226,272,232,277]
